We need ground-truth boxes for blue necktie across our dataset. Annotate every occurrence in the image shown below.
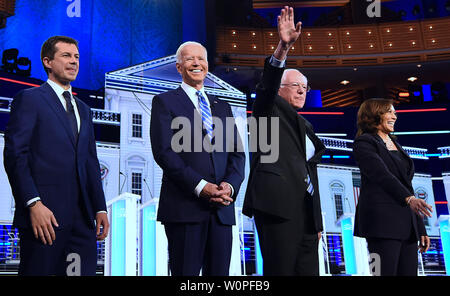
[306,174,314,196]
[196,91,213,141]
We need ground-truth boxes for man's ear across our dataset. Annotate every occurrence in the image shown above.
[175,63,182,74]
[42,57,52,71]
[277,87,283,98]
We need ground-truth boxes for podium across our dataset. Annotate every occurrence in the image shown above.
[336,214,371,275]
[336,214,357,274]
[104,192,141,276]
[436,215,450,275]
[139,199,168,276]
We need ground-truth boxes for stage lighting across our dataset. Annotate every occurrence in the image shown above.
[15,57,31,77]
[1,48,18,73]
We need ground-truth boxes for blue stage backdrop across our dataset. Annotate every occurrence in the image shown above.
[0,0,184,90]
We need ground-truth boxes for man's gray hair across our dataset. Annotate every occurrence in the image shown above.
[175,41,208,63]
[281,68,308,85]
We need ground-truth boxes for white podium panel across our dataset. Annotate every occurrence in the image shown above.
[104,192,140,276]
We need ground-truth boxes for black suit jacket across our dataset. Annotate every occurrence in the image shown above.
[3,82,107,229]
[353,133,427,240]
[150,87,245,226]
[243,57,326,232]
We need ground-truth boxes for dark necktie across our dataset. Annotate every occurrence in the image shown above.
[62,91,78,142]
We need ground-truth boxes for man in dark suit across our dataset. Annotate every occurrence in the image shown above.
[3,36,109,276]
[243,7,325,276]
[150,41,245,276]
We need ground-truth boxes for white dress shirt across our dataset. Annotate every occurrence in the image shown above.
[180,82,234,198]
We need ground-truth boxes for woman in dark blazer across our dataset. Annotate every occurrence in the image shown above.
[353,98,432,276]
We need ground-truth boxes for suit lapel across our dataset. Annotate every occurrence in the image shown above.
[206,94,218,117]
[295,113,307,157]
[276,96,306,157]
[297,114,306,157]
[75,97,86,149]
[374,134,412,185]
[40,82,76,148]
[305,122,326,162]
[393,137,414,180]
[174,87,204,132]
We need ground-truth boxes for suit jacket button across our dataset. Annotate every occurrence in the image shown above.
[304,178,308,183]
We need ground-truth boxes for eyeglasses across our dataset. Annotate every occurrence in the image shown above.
[280,82,311,92]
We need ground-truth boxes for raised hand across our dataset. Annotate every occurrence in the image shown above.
[274,6,302,60]
[278,6,302,48]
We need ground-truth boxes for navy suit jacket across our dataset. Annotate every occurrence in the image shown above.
[150,87,245,226]
[3,82,107,229]
[353,133,427,240]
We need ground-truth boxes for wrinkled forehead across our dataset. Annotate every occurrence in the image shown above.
[281,69,308,84]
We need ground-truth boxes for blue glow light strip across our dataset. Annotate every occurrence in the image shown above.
[253,224,263,275]
[316,133,347,137]
[141,205,156,276]
[111,200,126,276]
[440,218,450,276]
[340,217,357,275]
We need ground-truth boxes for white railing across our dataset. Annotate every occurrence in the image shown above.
[403,146,428,160]
[0,97,12,113]
[319,136,353,152]
[91,108,120,126]
[438,146,450,158]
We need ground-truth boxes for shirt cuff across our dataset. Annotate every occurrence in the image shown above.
[270,55,286,68]
[25,197,41,207]
[97,211,107,214]
[194,179,208,197]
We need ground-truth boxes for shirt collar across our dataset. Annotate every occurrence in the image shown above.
[47,79,72,99]
[181,82,207,101]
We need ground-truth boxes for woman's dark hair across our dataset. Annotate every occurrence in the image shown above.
[356,98,394,138]
[41,36,79,75]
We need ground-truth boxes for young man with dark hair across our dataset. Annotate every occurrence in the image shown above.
[3,35,109,276]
